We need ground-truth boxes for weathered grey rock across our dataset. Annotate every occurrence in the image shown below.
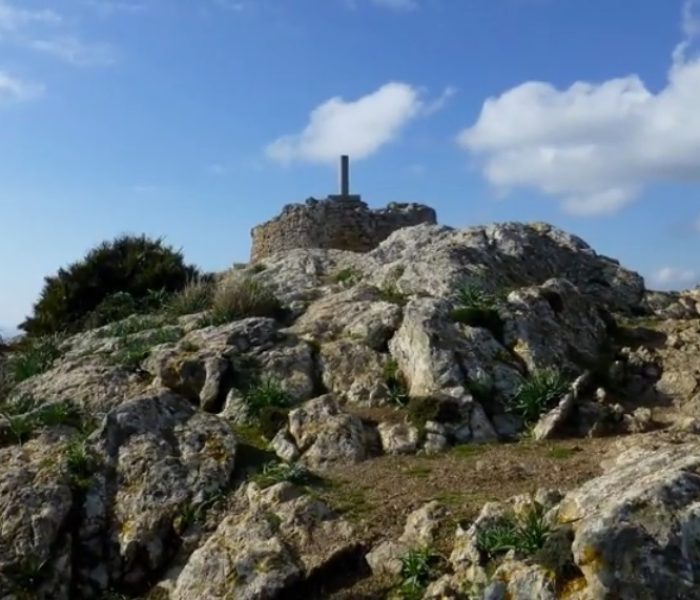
[255,340,316,402]
[488,562,557,600]
[366,501,445,577]
[289,284,402,350]
[366,222,644,312]
[77,391,237,594]
[503,278,608,373]
[319,340,388,406]
[0,431,74,599]
[286,395,376,468]
[378,421,420,455]
[271,429,300,463]
[172,482,357,600]
[556,442,700,599]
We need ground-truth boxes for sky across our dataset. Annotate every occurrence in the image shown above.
[1,0,700,332]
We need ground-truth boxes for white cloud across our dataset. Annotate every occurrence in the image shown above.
[649,266,698,290]
[29,36,117,66]
[266,82,423,164]
[0,71,43,103]
[423,85,457,115]
[458,0,700,217]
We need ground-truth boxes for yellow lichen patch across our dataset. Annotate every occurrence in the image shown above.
[560,574,588,598]
[203,435,229,463]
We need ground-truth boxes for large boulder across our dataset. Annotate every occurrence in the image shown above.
[557,442,700,599]
[76,391,237,595]
[0,431,75,599]
[171,482,357,600]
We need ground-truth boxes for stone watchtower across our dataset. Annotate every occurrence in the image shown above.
[250,156,437,262]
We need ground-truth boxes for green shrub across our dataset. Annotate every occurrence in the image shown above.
[21,235,198,335]
[379,284,408,306]
[252,461,311,488]
[477,503,550,560]
[8,335,63,383]
[204,277,282,326]
[510,368,571,425]
[167,278,213,316]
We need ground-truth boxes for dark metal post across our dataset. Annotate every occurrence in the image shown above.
[340,155,350,196]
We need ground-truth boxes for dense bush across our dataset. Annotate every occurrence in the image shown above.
[21,235,198,335]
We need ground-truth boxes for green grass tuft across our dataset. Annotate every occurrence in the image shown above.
[8,335,63,383]
[252,461,312,488]
[477,503,550,560]
[398,548,440,599]
[510,368,571,426]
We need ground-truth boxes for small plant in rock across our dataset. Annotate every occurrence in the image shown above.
[333,268,358,285]
[253,461,311,488]
[510,368,571,426]
[384,359,409,407]
[64,435,99,490]
[8,335,63,383]
[96,314,165,339]
[451,282,504,340]
[108,328,183,370]
[167,277,214,316]
[379,284,408,306]
[243,378,292,416]
[477,503,550,560]
[242,378,293,439]
[204,276,282,326]
[398,547,440,599]
[0,398,82,445]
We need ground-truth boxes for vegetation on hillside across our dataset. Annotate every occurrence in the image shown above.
[21,235,198,336]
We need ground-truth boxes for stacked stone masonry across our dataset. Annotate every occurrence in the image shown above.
[250,196,437,261]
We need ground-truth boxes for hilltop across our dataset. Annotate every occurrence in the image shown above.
[1,220,700,599]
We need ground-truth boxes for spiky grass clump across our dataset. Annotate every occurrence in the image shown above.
[0,398,82,445]
[252,461,311,488]
[398,548,439,599]
[511,368,571,425]
[477,503,551,560]
[242,378,293,439]
[450,282,505,340]
[383,359,409,407]
[8,335,63,383]
[167,277,214,316]
[204,277,282,326]
[108,327,183,370]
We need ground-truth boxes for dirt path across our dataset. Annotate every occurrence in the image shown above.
[303,436,617,599]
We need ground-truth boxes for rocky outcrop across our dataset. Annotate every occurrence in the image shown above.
[171,481,358,600]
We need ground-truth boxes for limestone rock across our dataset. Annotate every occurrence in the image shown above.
[286,395,377,468]
[319,340,389,406]
[557,442,700,599]
[0,431,74,599]
[289,284,402,350]
[172,482,357,600]
[503,278,608,373]
[377,421,420,455]
[76,391,237,594]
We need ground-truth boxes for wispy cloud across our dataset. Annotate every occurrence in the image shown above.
[370,0,419,10]
[81,0,146,17]
[0,2,61,32]
[29,36,117,66]
[649,266,698,290]
[458,0,700,217]
[211,0,245,11]
[0,71,43,103]
[0,1,117,67]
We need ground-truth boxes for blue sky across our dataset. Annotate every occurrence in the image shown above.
[1,0,700,331]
